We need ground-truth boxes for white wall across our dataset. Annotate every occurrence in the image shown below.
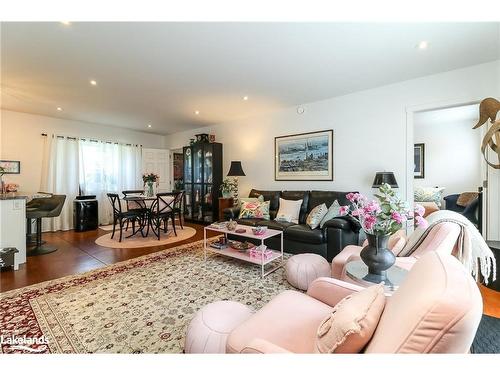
[0,110,167,194]
[167,61,500,202]
[413,107,483,197]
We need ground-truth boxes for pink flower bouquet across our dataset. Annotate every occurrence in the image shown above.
[343,183,428,236]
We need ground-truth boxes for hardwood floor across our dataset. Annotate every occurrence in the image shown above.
[0,222,209,292]
[2,226,499,319]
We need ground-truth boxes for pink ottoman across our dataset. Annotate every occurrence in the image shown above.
[184,301,253,353]
[285,253,331,291]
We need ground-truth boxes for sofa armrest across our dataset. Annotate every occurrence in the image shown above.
[331,245,363,279]
[322,216,361,232]
[240,339,291,354]
[223,206,241,220]
[307,277,364,307]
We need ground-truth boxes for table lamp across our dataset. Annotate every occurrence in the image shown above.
[372,172,398,189]
[227,161,245,205]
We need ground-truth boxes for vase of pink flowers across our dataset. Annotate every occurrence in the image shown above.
[342,184,428,281]
[142,173,159,197]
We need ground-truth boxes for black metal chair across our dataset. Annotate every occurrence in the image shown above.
[150,192,179,240]
[122,190,147,232]
[26,194,66,256]
[107,193,145,242]
[173,190,185,230]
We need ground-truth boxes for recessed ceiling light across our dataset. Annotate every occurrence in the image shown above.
[243,96,249,101]
[147,124,152,128]
[60,21,71,26]
[417,41,429,50]
[90,79,97,86]
[57,107,63,111]
[194,110,200,115]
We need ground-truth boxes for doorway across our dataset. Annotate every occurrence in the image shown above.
[407,102,498,239]
[170,148,184,191]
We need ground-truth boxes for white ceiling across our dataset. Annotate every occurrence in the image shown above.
[1,22,499,135]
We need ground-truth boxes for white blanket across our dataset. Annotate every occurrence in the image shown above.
[400,210,496,284]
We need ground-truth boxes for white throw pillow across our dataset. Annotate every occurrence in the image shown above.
[276,198,303,224]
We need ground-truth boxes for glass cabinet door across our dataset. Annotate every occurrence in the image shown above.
[193,146,203,184]
[204,145,213,184]
[184,148,192,183]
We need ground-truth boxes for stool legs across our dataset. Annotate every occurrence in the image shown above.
[27,218,58,256]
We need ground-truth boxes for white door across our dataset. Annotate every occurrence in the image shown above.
[142,148,170,192]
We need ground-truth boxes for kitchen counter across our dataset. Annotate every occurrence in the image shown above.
[0,192,29,200]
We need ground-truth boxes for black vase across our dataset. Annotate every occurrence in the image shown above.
[360,233,395,281]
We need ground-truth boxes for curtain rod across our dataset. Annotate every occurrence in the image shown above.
[41,133,142,147]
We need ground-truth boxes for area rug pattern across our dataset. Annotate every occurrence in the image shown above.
[0,240,292,354]
[95,226,197,248]
[471,314,500,354]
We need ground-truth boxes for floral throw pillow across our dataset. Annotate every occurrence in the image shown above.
[306,203,328,230]
[414,186,445,207]
[239,200,270,220]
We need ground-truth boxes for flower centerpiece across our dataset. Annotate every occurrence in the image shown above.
[142,173,159,197]
[219,177,237,198]
[0,166,5,194]
[341,183,428,280]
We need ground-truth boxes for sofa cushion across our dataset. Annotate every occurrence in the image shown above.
[282,191,310,223]
[249,189,280,212]
[285,224,325,244]
[276,198,303,224]
[306,203,328,230]
[257,220,295,231]
[236,218,262,227]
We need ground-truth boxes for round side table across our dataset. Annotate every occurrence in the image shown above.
[345,260,408,293]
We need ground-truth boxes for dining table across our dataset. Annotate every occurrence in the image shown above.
[122,194,157,238]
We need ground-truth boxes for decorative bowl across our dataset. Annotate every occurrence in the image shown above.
[229,241,255,252]
[252,226,268,235]
[226,220,237,231]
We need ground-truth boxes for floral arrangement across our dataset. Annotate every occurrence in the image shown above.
[219,177,237,194]
[341,183,428,235]
[142,173,160,187]
[5,183,19,192]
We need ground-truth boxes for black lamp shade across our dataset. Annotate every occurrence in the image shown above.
[372,172,398,188]
[227,161,246,176]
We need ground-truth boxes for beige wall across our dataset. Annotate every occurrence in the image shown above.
[0,110,167,194]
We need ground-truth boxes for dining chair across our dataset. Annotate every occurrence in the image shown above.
[150,192,178,240]
[173,190,185,229]
[107,193,145,242]
[122,189,147,232]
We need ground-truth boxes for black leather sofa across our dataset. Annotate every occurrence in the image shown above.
[223,189,361,262]
[443,194,479,227]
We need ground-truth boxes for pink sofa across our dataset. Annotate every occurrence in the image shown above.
[226,251,482,353]
[331,222,462,280]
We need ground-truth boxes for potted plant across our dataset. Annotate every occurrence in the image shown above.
[142,173,160,197]
[340,183,428,280]
[219,177,237,198]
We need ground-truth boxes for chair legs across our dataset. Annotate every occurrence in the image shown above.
[27,218,58,256]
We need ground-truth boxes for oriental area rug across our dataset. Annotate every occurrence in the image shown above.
[0,240,292,354]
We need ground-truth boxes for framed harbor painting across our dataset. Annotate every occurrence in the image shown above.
[275,130,333,181]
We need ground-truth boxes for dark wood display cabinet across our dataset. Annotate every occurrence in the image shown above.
[183,142,223,224]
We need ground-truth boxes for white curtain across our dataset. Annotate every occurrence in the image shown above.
[42,136,81,231]
[79,141,142,225]
[41,135,142,230]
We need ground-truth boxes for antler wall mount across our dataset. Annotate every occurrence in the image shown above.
[473,97,500,169]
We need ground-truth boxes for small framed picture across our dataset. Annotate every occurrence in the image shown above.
[0,160,21,174]
[414,144,425,179]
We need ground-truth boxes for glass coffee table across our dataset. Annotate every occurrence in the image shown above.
[345,260,408,293]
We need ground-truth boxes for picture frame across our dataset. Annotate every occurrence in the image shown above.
[414,143,425,179]
[0,160,21,174]
[275,130,333,181]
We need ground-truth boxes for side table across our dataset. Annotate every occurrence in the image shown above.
[344,260,408,294]
[218,197,234,221]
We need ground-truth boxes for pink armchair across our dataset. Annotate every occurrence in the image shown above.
[331,222,462,280]
[227,251,482,354]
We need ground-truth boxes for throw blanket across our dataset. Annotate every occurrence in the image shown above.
[400,210,496,284]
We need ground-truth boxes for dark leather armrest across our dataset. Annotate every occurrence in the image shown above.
[322,216,361,232]
[223,206,240,220]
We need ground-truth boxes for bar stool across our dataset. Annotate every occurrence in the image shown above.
[26,195,66,256]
